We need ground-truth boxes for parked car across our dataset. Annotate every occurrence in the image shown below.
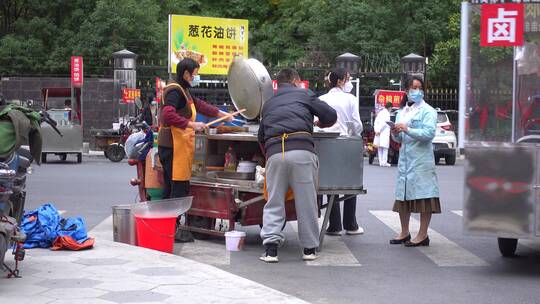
[368,108,457,166]
[433,110,457,165]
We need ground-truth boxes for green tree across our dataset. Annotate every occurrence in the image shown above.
[0,0,467,88]
[0,0,98,75]
[73,0,165,76]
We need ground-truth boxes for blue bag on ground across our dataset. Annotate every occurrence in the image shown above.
[21,203,90,249]
[57,217,90,244]
[21,203,61,248]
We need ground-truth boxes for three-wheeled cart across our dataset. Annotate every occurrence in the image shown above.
[460,1,540,256]
[40,88,83,163]
[92,128,122,155]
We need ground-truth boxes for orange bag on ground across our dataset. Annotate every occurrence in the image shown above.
[51,236,95,251]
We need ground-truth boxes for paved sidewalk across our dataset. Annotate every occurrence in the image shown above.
[0,217,309,304]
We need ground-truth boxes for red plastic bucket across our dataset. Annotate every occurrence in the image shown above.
[134,215,176,253]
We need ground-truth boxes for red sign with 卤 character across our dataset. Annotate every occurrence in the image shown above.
[480,3,524,47]
[375,90,405,108]
[71,56,83,88]
[122,88,141,104]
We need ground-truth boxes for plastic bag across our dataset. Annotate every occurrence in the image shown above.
[255,165,265,184]
[124,131,146,159]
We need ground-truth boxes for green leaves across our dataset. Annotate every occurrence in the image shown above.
[0,0,474,88]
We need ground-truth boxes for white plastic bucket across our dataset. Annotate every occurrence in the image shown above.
[224,230,246,251]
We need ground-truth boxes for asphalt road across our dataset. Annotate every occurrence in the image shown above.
[24,157,136,229]
[25,157,540,304]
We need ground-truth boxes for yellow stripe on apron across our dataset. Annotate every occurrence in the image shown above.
[279,131,311,160]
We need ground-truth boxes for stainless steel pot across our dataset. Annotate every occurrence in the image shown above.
[227,58,273,120]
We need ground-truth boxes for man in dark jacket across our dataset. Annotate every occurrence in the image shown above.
[258,68,337,263]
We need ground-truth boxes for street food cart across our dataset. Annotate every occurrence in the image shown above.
[460,1,540,256]
[40,88,83,163]
[176,58,366,249]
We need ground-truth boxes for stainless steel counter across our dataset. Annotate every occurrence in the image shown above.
[206,133,258,142]
[193,131,366,250]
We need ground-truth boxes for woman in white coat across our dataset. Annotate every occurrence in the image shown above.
[319,68,364,235]
[373,101,392,166]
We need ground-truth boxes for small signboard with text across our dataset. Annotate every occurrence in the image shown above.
[168,15,249,75]
[71,56,83,88]
[374,90,405,109]
[480,3,524,47]
[122,88,141,104]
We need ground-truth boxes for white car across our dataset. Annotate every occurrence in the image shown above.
[433,110,457,165]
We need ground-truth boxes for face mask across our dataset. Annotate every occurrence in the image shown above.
[408,89,424,103]
[191,74,201,87]
[343,81,353,93]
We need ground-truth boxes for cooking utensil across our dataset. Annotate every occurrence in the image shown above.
[227,58,273,120]
[236,161,257,173]
[206,109,246,126]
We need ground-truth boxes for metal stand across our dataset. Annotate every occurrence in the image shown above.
[317,194,359,252]
[3,242,25,278]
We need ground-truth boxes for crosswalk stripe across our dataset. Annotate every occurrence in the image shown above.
[520,239,540,251]
[289,220,361,267]
[452,210,540,252]
[451,210,463,217]
[370,210,489,267]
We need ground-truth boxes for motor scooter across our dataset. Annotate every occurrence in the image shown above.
[0,99,61,277]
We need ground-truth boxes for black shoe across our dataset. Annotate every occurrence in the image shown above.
[405,236,430,247]
[389,234,411,245]
[302,247,318,261]
[259,243,279,263]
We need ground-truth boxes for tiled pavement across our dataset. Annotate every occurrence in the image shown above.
[0,220,308,304]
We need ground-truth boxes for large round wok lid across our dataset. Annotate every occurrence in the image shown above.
[227,58,273,120]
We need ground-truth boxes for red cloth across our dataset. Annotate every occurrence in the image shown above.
[161,105,189,129]
[51,236,95,251]
[479,106,489,131]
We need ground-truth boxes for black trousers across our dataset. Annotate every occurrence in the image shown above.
[327,195,359,232]
[158,146,190,199]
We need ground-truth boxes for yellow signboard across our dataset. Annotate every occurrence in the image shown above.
[168,15,249,75]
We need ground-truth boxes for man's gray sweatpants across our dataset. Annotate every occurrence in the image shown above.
[260,150,319,249]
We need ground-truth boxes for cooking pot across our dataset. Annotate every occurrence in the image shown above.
[227,58,273,120]
[236,161,257,173]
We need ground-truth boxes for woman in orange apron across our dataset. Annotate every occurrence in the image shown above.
[157,58,232,199]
